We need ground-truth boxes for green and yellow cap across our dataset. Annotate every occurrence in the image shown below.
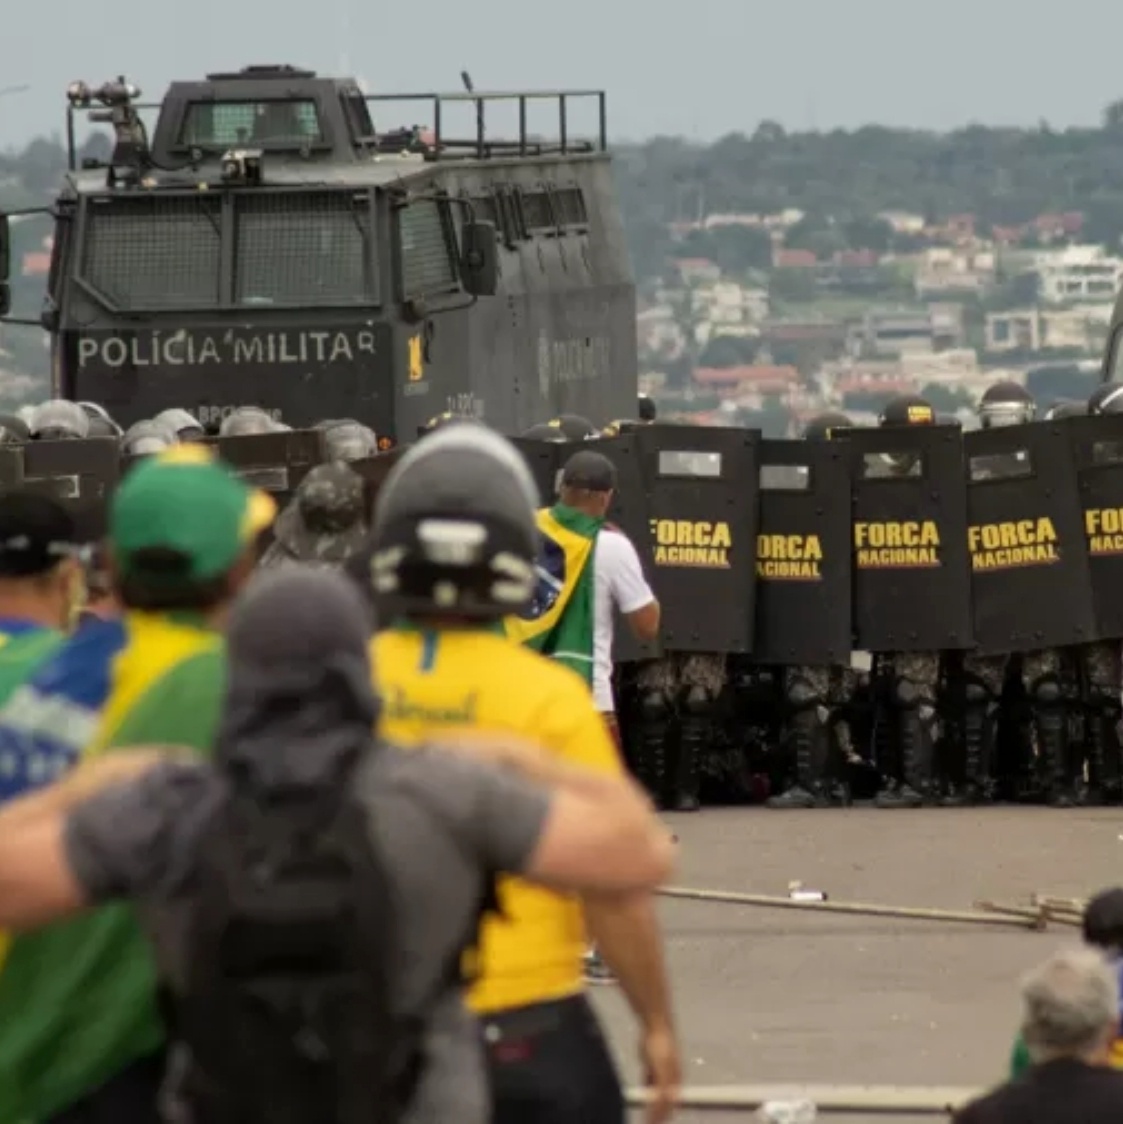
[110,445,277,581]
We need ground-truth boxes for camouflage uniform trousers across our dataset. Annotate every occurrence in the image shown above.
[1080,640,1123,699]
[635,653,727,696]
[786,665,858,758]
[962,649,1061,696]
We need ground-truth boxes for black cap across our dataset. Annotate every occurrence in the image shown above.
[0,491,79,577]
[560,450,617,492]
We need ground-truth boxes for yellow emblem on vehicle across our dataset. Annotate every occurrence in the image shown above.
[408,334,423,382]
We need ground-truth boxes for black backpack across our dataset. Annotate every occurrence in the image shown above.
[168,750,435,1124]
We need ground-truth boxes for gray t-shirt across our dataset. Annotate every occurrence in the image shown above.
[64,744,551,1124]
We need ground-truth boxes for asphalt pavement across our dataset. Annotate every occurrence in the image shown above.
[592,804,1122,1122]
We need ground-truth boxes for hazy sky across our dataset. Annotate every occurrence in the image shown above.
[4,0,1123,148]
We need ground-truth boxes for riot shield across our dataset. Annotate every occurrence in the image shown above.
[1068,413,1123,641]
[635,424,759,654]
[591,433,660,663]
[509,438,565,507]
[966,421,1097,653]
[22,438,120,543]
[754,439,852,666]
[216,430,326,505]
[848,425,973,653]
[0,447,23,492]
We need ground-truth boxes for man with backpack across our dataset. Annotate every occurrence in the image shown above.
[351,425,680,1124]
[0,566,673,1124]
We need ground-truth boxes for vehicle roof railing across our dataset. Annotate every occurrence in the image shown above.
[360,89,608,160]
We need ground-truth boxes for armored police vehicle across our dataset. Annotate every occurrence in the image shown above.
[0,66,637,436]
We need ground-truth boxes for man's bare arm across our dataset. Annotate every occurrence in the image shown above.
[0,750,181,928]
[585,893,675,1031]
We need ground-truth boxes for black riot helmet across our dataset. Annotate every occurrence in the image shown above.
[1044,400,1086,421]
[802,411,852,441]
[600,419,640,438]
[1089,382,1123,416]
[878,395,935,429]
[978,381,1035,429]
[349,425,539,620]
[547,414,598,441]
[638,394,657,423]
[521,422,569,444]
[1083,887,1123,953]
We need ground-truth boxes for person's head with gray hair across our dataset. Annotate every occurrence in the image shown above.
[1020,946,1120,1065]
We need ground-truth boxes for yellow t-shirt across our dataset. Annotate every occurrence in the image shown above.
[373,625,621,1014]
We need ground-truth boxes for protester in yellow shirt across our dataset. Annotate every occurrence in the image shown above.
[347,422,679,1124]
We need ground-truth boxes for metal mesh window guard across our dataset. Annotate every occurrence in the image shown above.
[236,193,371,305]
[180,100,323,148]
[399,201,456,297]
[554,188,587,226]
[81,197,222,310]
[520,191,553,230]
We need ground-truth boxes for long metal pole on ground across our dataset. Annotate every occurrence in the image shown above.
[976,900,1081,927]
[625,1083,980,1114]
[659,886,1044,930]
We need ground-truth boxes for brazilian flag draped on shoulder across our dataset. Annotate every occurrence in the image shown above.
[505,504,604,685]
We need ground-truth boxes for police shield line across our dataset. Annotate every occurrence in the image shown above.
[596,383,1123,814]
[11,385,1123,814]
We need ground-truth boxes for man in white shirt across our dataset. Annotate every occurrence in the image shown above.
[555,451,661,746]
[555,450,662,987]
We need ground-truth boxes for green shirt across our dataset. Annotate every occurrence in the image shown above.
[0,613,226,1123]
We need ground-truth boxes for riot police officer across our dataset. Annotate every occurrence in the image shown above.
[122,420,179,456]
[219,407,278,437]
[316,419,379,462]
[1075,383,1123,802]
[29,400,89,441]
[953,384,1039,805]
[547,415,599,441]
[868,395,942,808]
[521,423,569,443]
[768,411,857,808]
[1045,400,1087,421]
[962,381,1077,804]
[154,408,207,442]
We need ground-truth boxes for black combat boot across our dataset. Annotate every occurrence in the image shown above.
[635,689,672,809]
[671,685,708,812]
[768,703,829,809]
[876,707,927,808]
[1033,679,1074,807]
[942,682,992,807]
[1083,705,1107,806]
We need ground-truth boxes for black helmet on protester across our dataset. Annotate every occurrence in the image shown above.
[547,414,598,441]
[801,412,853,441]
[978,381,1035,429]
[348,425,539,620]
[1089,382,1123,416]
[878,395,935,428]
